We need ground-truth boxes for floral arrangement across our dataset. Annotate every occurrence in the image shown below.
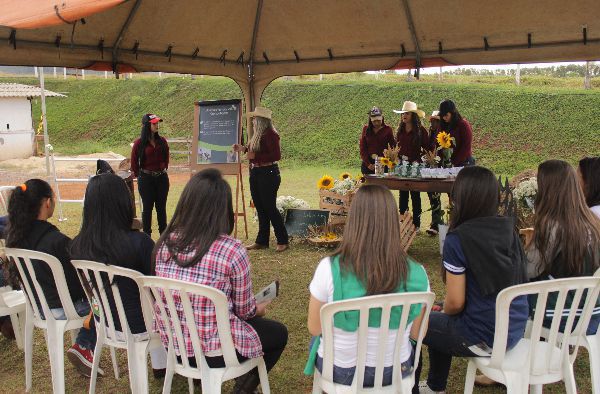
[421,147,441,168]
[380,143,401,170]
[307,223,344,247]
[317,175,334,190]
[318,173,361,195]
[512,177,537,213]
[436,131,455,168]
[276,195,310,217]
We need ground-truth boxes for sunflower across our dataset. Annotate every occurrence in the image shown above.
[358,175,366,183]
[437,131,453,149]
[380,157,392,168]
[340,172,352,180]
[317,175,335,190]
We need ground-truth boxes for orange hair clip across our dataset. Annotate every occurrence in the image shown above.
[19,183,27,192]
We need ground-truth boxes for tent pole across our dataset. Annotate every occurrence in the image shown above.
[38,67,50,175]
[401,0,422,78]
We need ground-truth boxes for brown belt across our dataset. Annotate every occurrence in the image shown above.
[250,162,276,169]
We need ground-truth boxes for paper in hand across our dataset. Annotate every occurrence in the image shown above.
[255,281,279,304]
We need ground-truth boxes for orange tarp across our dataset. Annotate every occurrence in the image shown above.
[0,0,124,29]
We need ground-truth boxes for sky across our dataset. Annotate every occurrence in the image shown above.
[390,61,590,74]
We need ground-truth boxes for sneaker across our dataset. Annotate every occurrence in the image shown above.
[418,381,446,394]
[67,343,104,377]
[426,227,439,236]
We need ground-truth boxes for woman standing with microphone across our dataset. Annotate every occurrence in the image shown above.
[233,106,289,252]
[131,113,170,236]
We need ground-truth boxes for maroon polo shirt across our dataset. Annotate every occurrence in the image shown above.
[448,118,473,166]
[249,127,281,165]
[359,124,396,167]
[396,125,430,163]
[130,137,170,177]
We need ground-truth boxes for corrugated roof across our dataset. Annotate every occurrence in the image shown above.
[0,83,66,98]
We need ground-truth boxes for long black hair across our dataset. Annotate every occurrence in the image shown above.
[579,156,600,208]
[397,112,423,150]
[449,166,500,230]
[71,173,134,264]
[137,114,167,169]
[154,168,234,268]
[439,99,463,131]
[5,179,53,248]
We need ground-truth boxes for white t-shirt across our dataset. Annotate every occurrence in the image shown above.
[591,205,600,219]
[309,256,428,368]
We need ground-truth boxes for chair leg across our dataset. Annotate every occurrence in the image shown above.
[504,372,528,394]
[110,346,120,379]
[162,355,175,394]
[530,384,543,394]
[562,359,577,394]
[89,336,104,394]
[46,323,67,394]
[463,361,476,394]
[256,358,270,394]
[9,313,24,350]
[312,370,322,394]
[587,337,600,394]
[129,341,150,394]
[24,312,33,392]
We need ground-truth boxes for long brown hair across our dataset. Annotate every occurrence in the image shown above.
[335,184,408,295]
[534,160,600,276]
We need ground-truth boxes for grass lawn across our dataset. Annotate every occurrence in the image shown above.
[0,165,592,393]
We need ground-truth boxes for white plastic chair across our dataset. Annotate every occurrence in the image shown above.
[137,276,271,394]
[464,276,600,394]
[535,268,600,394]
[72,259,165,394]
[0,285,26,349]
[5,248,87,393]
[0,185,12,215]
[312,291,435,394]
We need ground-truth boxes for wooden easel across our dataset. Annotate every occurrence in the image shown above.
[190,100,248,239]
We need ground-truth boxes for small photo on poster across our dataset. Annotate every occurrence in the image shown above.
[227,150,238,163]
[198,147,212,164]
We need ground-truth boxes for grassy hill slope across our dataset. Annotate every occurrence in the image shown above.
[3,76,599,176]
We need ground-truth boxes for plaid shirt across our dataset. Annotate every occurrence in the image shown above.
[153,234,262,359]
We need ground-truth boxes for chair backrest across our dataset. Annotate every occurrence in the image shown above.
[399,212,416,252]
[488,276,600,376]
[4,248,80,323]
[137,276,240,370]
[319,291,435,392]
[0,186,13,216]
[71,259,150,346]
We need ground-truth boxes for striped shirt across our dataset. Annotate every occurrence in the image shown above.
[153,234,262,358]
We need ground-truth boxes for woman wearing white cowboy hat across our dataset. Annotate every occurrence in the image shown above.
[394,101,430,231]
[359,106,395,175]
[233,106,289,252]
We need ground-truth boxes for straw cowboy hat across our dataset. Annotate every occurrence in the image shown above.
[246,106,272,119]
[393,101,425,119]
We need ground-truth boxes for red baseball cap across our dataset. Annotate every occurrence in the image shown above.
[142,113,163,124]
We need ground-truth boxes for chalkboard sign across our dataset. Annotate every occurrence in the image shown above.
[196,99,241,165]
[284,209,330,237]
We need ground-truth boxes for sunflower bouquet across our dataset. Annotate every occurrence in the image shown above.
[380,143,401,170]
[436,131,455,168]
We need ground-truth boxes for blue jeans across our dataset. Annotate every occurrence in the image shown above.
[51,299,96,350]
[314,346,415,387]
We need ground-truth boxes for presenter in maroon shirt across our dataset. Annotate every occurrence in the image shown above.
[130,113,170,236]
[233,106,289,252]
[438,99,474,167]
[359,107,395,174]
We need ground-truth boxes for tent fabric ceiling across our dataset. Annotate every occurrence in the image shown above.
[0,0,598,84]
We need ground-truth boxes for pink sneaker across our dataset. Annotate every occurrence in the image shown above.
[67,343,104,377]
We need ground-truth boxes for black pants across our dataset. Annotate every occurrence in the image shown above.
[427,192,443,230]
[137,172,169,235]
[414,312,479,391]
[399,191,422,227]
[361,162,374,175]
[249,165,289,246]
[183,317,288,390]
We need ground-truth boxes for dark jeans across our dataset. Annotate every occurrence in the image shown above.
[416,312,479,391]
[137,172,169,235]
[314,345,415,387]
[182,317,288,389]
[361,163,374,175]
[249,165,289,246]
[51,299,97,350]
[427,193,443,230]
[399,191,422,227]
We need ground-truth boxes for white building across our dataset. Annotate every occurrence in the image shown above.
[0,83,65,160]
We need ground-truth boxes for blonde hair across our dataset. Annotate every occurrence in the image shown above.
[335,185,408,295]
[248,116,273,153]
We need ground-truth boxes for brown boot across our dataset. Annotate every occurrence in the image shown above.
[245,243,268,251]
[275,244,289,252]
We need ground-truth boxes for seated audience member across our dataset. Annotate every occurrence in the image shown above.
[153,169,288,394]
[70,173,167,377]
[578,156,600,218]
[4,179,98,376]
[305,184,430,387]
[0,215,7,238]
[418,166,529,394]
[526,160,600,334]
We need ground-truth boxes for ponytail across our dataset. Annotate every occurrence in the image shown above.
[5,179,53,248]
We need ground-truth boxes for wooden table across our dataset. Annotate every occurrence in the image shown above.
[365,175,454,193]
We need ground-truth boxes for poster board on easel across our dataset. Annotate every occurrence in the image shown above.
[191,99,248,239]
